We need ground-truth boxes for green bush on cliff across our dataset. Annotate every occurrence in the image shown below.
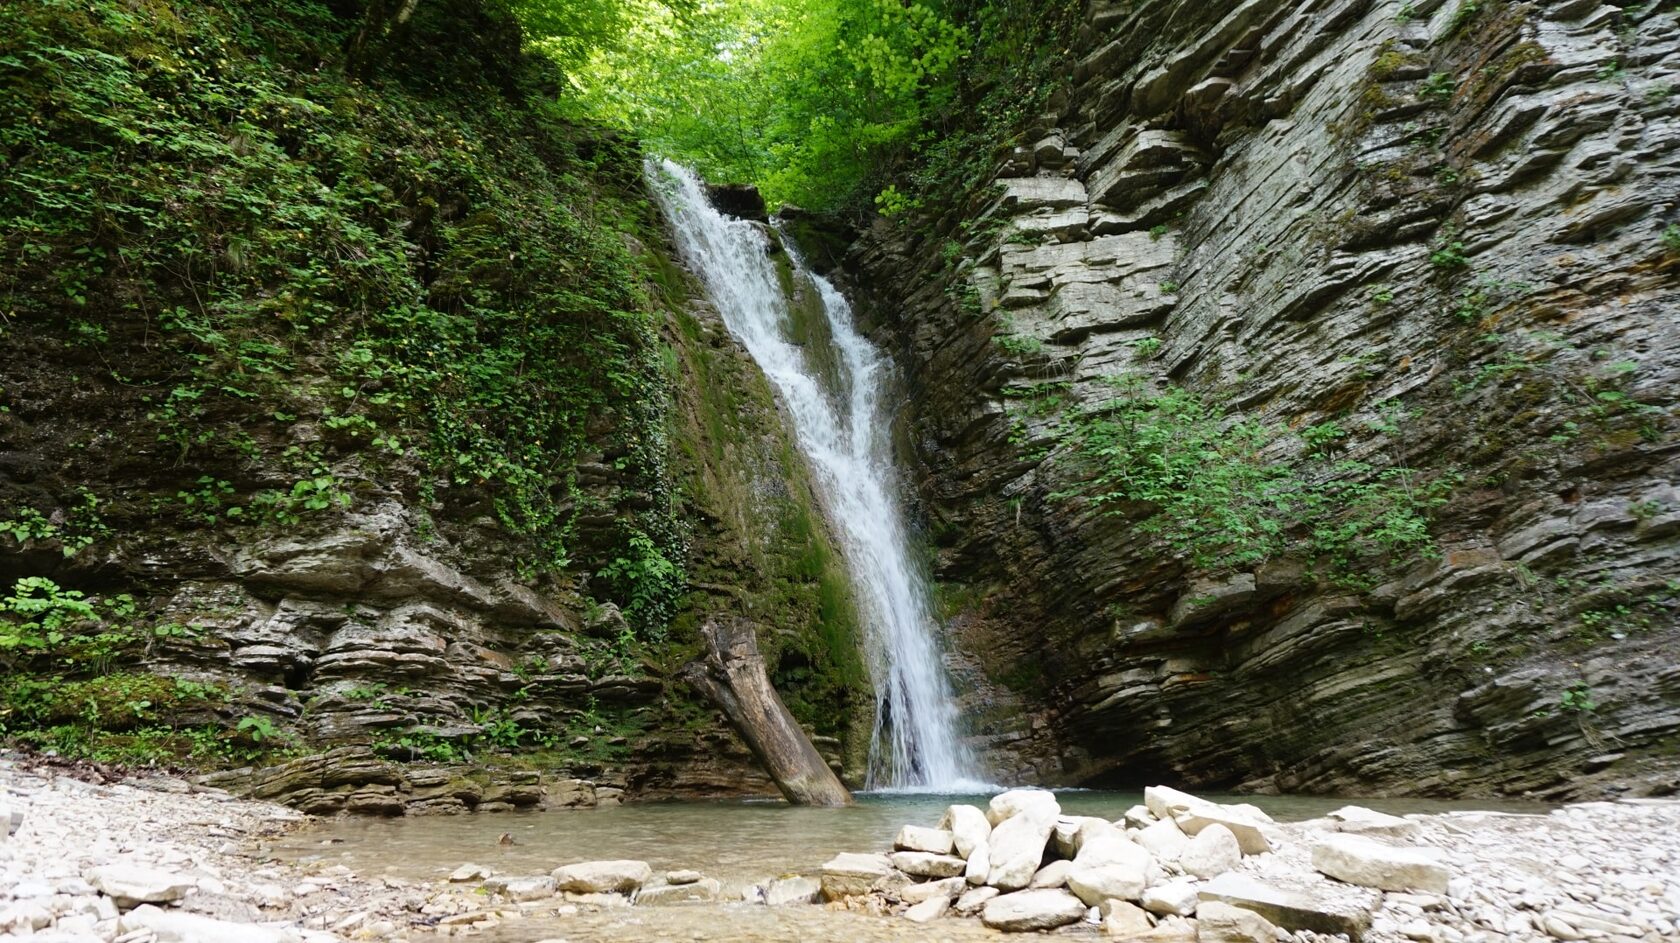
[1057,378,1452,579]
[0,0,684,602]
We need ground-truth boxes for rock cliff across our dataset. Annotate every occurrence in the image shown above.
[0,0,868,810]
[850,0,1680,798]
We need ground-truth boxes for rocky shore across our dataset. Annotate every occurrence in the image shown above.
[812,787,1680,943]
[3,759,1677,942]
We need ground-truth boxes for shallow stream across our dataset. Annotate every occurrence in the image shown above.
[272,790,1545,942]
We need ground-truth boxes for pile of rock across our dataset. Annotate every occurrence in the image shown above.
[819,786,1311,937]
[811,785,1672,942]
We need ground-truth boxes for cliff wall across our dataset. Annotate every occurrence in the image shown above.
[852,0,1680,799]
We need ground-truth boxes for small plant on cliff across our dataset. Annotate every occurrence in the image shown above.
[1431,233,1471,271]
[1056,379,1448,577]
[1442,1,1482,39]
[1559,683,1596,714]
[1420,72,1457,102]
[1663,224,1680,252]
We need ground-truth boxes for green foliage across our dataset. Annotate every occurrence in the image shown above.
[1,0,686,597]
[1431,233,1471,270]
[595,529,683,636]
[0,490,109,557]
[1559,682,1596,714]
[1055,379,1450,577]
[1663,224,1680,252]
[565,0,1082,213]
[1443,1,1482,40]
[1420,72,1457,102]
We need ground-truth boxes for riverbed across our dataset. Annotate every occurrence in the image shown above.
[271,791,1540,891]
[14,761,1673,943]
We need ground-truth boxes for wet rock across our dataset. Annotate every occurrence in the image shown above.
[981,887,1089,932]
[703,183,768,222]
[820,852,893,900]
[551,859,652,895]
[484,875,555,901]
[665,869,704,886]
[448,863,490,882]
[763,876,821,906]
[636,878,720,905]
[1311,834,1451,894]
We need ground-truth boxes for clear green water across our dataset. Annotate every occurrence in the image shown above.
[276,790,1543,886]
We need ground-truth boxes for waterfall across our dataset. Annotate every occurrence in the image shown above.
[648,160,989,792]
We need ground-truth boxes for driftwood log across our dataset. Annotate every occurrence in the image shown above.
[682,618,853,806]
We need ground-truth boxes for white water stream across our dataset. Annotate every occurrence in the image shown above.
[648,160,988,791]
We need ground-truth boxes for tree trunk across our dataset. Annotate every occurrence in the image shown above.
[682,618,853,807]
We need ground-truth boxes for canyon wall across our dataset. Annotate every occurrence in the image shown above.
[852,0,1680,798]
[0,0,868,811]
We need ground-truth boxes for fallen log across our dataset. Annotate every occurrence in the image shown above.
[682,617,853,806]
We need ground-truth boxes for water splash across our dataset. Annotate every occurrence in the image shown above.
[647,159,990,791]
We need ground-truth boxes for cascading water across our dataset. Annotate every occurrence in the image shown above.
[648,159,990,791]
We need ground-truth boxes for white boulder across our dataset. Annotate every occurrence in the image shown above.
[1141,879,1200,917]
[119,905,301,943]
[1310,834,1451,893]
[980,888,1089,932]
[895,825,956,855]
[987,795,1060,890]
[1030,860,1072,888]
[636,878,720,905]
[486,875,555,901]
[965,844,990,885]
[941,804,992,858]
[1134,816,1190,863]
[763,876,821,906]
[819,852,893,900]
[551,860,653,895]
[955,885,1000,915]
[85,864,196,907]
[987,789,1060,827]
[890,850,967,878]
[1104,899,1154,936]
[1179,822,1242,879]
[1175,806,1272,856]
[1198,900,1282,943]
[1327,805,1423,840]
[905,895,951,922]
[902,877,965,905]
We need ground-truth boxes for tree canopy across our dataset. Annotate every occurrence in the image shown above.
[520,0,1081,214]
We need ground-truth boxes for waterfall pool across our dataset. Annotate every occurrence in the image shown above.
[271,791,1546,942]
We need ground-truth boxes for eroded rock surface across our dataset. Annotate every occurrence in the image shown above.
[848,0,1680,798]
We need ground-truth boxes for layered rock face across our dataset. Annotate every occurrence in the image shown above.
[0,0,867,809]
[851,0,1680,797]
